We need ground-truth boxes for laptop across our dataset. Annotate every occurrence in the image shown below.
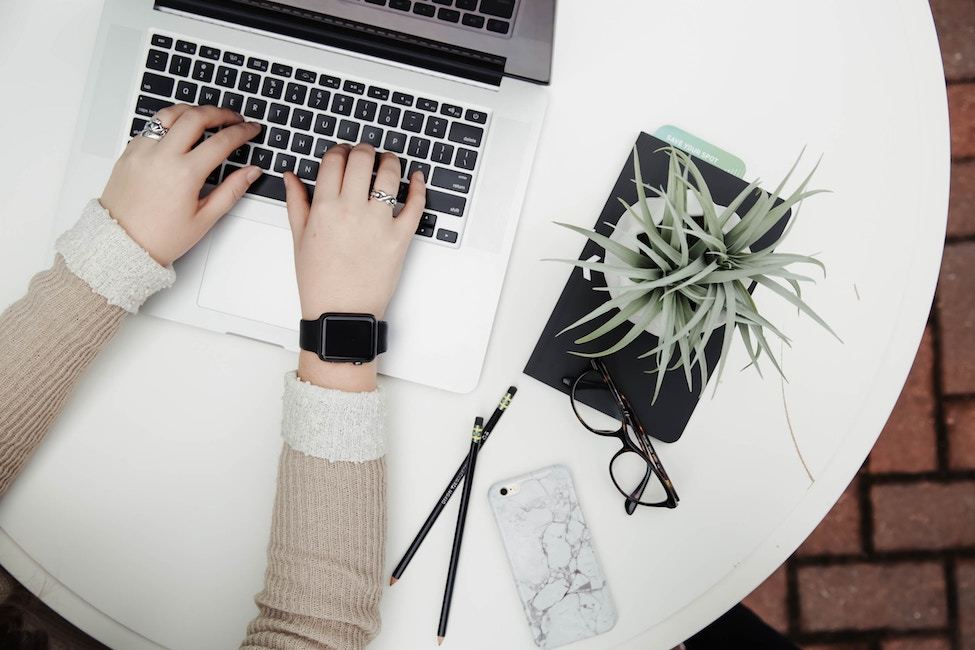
[53,0,553,393]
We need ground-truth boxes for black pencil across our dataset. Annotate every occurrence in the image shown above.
[436,417,484,645]
[389,386,517,586]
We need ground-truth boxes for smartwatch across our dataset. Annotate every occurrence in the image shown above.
[299,313,388,364]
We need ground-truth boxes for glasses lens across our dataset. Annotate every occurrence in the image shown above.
[610,449,669,506]
[570,370,625,435]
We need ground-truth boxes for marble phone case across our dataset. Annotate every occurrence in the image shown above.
[488,464,617,648]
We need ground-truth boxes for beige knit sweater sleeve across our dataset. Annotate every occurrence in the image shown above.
[0,201,387,650]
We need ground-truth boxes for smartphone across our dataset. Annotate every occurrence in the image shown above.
[488,464,617,648]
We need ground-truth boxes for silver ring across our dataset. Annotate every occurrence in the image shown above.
[140,117,169,141]
[369,189,398,208]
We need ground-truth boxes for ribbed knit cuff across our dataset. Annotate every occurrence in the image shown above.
[281,371,387,462]
[55,199,176,313]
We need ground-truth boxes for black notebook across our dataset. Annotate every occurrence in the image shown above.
[524,133,790,443]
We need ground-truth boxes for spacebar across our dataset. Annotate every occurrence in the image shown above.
[245,173,286,202]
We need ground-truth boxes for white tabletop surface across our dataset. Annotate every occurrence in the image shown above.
[0,1,949,649]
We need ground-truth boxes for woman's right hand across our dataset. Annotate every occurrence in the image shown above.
[283,143,426,391]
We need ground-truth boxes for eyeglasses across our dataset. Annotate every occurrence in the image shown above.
[563,358,679,514]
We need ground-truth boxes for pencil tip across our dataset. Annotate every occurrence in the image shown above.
[436,637,444,645]
[388,576,398,586]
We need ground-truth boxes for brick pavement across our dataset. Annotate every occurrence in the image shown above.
[743,3,975,647]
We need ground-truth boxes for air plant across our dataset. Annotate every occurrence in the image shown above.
[550,146,839,403]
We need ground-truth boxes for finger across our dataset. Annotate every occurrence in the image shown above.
[283,172,311,247]
[189,120,262,173]
[162,105,244,153]
[340,143,376,200]
[127,104,193,152]
[196,165,262,226]
[371,152,401,211]
[395,170,427,238]
[315,143,351,200]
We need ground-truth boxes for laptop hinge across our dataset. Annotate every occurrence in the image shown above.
[154,0,506,86]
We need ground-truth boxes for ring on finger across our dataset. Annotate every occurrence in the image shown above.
[140,117,169,141]
[369,189,398,208]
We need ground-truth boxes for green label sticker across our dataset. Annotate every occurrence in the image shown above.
[653,125,746,178]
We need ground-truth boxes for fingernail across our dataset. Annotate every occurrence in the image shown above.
[245,166,262,183]
[412,169,426,182]
[234,112,244,120]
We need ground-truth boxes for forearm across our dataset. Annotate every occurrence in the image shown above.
[242,374,388,650]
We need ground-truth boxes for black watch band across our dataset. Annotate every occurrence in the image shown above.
[299,313,388,364]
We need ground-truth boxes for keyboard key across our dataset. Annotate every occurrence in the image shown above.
[314,114,336,136]
[343,80,366,95]
[135,94,173,118]
[332,94,354,116]
[361,125,383,146]
[486,18,510,34]
[245,171,288,201]
[216,66,238,88]
[229,144,250,165]
[402,110,424,132]
[268,103,290,124]
[416,225,434,237]
[416,97,438,112]
[146,49,168,72]
[251,147,274,170]
[437,7,460,22]
[454,147,477,170]
[223,51,245,66]
[221,92,244,112]
[169,55,191,77]
[200,46,221,60]
[355,99,377,121]
[261,77,284,99]
[315,138,336,157]
[392,91,414,106]
[297,158,320,180]
[461,13,485,28]
[291,132,313,155]
[296,68,316,83]
[389,0,411,10]
[175,39,197,55]
[433,0,452,4]
[409,161,432,182]
[432,167,472,193]
[268,127,290,149]
[207,165,222,185]
[383,131,407,153]
[274,153,297,174]
[250,123,268,144]
[244,97,267,119]
[413,2,435,16]
[440,103,462,118]
[368,86,390,101]
[291,108,313,130]
[464,108,487,124]
[424,117,447,138]
[248,57,269,72]
[151,34,173,49]
[271,63,293,77]
[448,122,483,147]
[131,117,148,137]
[285,82,308,105]
[239,72,261,93]
[337,119,360,142]
[366,0,386,4]
[308,88,330,110]
[427,189,466,216]
[319,74,341,89]
[420,212,437,227]
[436,229,459,243]
[192,60,214,83]
[479,0,515,18]
[408,136,431,158]
[199,87,220,106]
[431,142,454,164]
[176,81,198,102]
[141,72,175,97]
[378,105,401,127]
[457,0,476,9]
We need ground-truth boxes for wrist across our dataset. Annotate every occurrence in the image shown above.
[298,351,378,392]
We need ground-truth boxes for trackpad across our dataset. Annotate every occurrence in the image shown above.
[197,216,300,330]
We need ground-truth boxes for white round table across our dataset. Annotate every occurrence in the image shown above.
[0,1,949,648]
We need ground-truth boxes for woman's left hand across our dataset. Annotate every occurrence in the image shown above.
[100,104,264,266]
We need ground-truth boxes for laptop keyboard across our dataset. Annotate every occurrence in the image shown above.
[130,32,492,248]
[342,0,519,38]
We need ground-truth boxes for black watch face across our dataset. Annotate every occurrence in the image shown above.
[323,316,376,361]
